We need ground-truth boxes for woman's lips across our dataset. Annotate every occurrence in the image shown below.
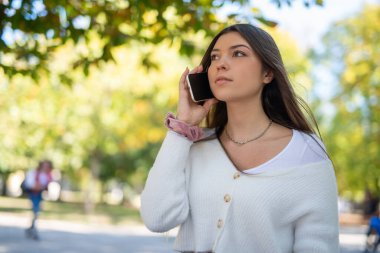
[215,76,232,85]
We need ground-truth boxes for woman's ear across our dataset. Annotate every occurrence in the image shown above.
[263,70,274,84]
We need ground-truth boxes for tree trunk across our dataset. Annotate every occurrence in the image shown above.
[84,154,100,214]
[99,181,105,204]
[1,173,9,196]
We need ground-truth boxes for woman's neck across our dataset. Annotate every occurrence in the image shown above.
[225,99,270,137]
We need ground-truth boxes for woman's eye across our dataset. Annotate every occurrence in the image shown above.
[233,51,246,57]
[210,54,219,61]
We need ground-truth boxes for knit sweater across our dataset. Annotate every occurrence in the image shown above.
[140,131,339,253]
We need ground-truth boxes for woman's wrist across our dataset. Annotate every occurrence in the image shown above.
[165,112,203,141]
[176,115,196,126]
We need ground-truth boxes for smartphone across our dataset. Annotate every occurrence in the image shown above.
[186,72,214,103]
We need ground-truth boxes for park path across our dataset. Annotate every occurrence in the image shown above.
[0,213,370,253]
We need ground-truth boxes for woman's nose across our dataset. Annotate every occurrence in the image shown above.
[216,57,229,71]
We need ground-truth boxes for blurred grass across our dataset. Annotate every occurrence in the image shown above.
[0,196,141,225]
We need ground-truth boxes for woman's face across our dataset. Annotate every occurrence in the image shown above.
[208,32,271,103]
[41,162,52,172]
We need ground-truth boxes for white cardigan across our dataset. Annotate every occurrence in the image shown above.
[140,131,339,253]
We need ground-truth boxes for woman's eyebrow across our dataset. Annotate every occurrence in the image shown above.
[212,44,251,52]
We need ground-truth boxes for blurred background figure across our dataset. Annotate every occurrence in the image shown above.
[21,160,53,240]
[364,207,380,253]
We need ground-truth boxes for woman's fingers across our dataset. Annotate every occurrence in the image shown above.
[179,67,189,90]
[179,65,204,95]
[189,66,198,75]
[177,65,213,126]
[188,65,203,75]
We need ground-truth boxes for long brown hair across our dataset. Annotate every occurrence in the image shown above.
[201,24,320,137]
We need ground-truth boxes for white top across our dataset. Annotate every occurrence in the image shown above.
[24,170,51,189]
[140,130,339,253]
[244,129,328,174]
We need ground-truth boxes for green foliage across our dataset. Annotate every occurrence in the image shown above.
[0,0,323,80]
[315,5,380,199]
[271,0,323,8]
[0,40,189,190]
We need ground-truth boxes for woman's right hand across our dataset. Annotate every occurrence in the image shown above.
[177,66,218,126]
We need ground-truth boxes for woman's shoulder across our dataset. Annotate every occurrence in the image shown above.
[295,130,326,149]
[294,129,330,162]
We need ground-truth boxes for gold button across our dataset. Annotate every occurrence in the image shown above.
[224,194,231,203]
[217,219,223,228]
[233,172,240,179]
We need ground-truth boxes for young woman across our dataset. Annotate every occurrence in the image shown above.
[140,24,339,253]
[24,160,53,240]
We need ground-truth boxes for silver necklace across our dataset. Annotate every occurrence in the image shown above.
[225,120,273,145]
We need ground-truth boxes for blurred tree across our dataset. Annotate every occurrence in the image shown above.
[0,40,187,206]
[0,0,323,81]
[314,5,380,200]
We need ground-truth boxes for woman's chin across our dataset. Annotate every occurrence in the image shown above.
[214,96,237,103]
[213,95,227,102]
[212,88,262,104]
[213,90,238,101]
[212,91,233,102]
